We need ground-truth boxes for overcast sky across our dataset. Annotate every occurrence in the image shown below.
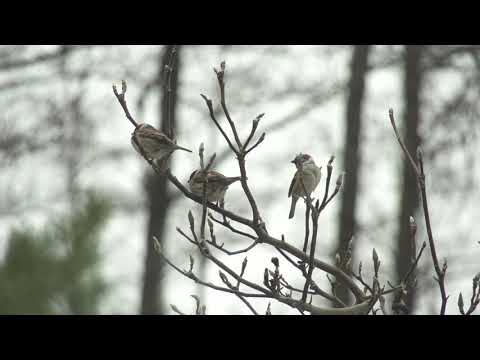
[1,45,479,315]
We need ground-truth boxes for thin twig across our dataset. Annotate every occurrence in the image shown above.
[215,61,243,149]
[319,172,344,212]
[277,235,346,307]
[177,227,197,246]
[417,149,449,314]
[154,236,267,298]
[200,94,238,154]
[402,241,427,285]
[237,154,263,225]
[352,270,373,296]
[303,204,311,253]
[276,246,302,269]
[320,156,334,209]
[208,238,259,256]
[235,294,258,315]
[210,62,263,226]
[207,216,259,255]
[209,213,257,240]
[389,108,421,176]
[244,133,266,155]
[302,213,318,303]
[198,144,208,246]
[389,108,449,315]
[205,153,217,172]
[298,160,321,303]
[279,280,322,296]
[112,81,139,128]
[243,113,265,150]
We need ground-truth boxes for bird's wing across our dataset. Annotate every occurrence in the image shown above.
[140,128,176,146]
[288,172,298,198]
[131,132,147,155]
[206,171,228,183]
[189,170,223,184]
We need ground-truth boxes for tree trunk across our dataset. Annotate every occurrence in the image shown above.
[335,45,370,306]
[395,45,422,313]
[140,45,182,314]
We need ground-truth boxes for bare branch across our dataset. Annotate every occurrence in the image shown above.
[276,244,346,307]
[214,61,243,149]
[388,108,420,176]
[320,155,335,209]
[235,294,259,315]
[243,113,265,150]
[113,80,139,128]
[209,213,257,240]
[154,237,268,298]
[200,94,238,155]
[302,203,311,254]
[402,241,427,286]
[198,143,209,247]
[389,108,449,315]
[320,172,344,211]
[244,133,266,155]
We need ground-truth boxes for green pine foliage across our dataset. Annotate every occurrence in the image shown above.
[0,191,113,314]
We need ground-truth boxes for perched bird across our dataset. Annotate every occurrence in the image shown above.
[131,123,192,161]
[288,153,322,219]
[188,169,242,204]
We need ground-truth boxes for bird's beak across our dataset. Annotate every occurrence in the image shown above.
[291,159,297,164]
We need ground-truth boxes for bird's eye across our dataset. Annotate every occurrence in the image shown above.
[302,155,310,160]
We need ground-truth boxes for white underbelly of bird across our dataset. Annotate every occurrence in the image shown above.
[288,154,322,219]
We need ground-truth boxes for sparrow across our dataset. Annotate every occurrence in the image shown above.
[131,123,192,161]
[188,169,242,204]
[288,153,322,219]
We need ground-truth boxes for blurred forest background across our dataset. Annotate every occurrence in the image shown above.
[0,45,479,315]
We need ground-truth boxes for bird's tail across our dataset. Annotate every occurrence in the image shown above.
[224,176,242,186]
[289,197,298,219]
[175,144,193,153]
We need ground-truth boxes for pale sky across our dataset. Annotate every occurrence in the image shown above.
[1,45,479,315]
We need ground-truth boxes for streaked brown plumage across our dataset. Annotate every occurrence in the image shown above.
[288,153,322,219]
[188,169,242,203]
[131,123,192,161]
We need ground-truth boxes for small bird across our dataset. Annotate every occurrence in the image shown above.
[188,169,242,204]
[288,153,322,219]
[131,123,192,161]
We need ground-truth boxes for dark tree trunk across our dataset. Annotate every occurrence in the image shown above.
[395,45,422,313]
[335,45,370,306]
[140,45,182,315]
